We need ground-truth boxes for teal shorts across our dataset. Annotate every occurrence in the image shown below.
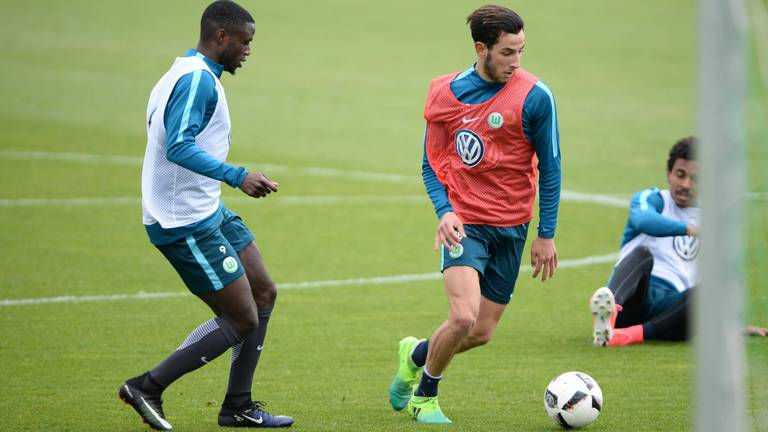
[156,207,255,295]
[644,276,685,320]
[440,223,529,305]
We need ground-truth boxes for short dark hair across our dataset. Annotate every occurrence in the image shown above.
[200,0,254,41]
[667,136,696,172]
[466,5,524,49]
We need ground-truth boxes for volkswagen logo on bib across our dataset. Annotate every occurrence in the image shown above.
[455,129,484,168]
[673,235,699,261]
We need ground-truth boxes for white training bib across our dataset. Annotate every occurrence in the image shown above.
[141,55,231,228]
[618,190,699,292]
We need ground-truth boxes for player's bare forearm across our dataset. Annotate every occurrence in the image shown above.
[240,172,279,198]
[531,237,558,282]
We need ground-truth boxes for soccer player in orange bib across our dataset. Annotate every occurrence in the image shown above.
[389,5,562,424]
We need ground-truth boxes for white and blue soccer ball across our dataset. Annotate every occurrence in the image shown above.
[544,371,603,429]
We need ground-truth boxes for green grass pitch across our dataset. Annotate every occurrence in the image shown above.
[0,0,766,430]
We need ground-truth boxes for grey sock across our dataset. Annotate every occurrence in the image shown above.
[224,307,272,409]
[149,317,241,388]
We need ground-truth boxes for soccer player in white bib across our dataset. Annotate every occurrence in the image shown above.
[118,1,292,429]
[591,137,766,347]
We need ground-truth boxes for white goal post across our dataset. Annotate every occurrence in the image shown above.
[696,0,748,431]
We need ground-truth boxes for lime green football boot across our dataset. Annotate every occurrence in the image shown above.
[407,395,452,424]
[388,336,422,411]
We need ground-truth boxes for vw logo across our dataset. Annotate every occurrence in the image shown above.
[673,235,699,261]
[454,129,484,167]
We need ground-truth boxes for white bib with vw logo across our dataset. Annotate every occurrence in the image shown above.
[142,55,231,228]
[454,129,484,167]
[618,189,699,292]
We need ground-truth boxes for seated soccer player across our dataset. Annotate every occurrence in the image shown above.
[591,136,766,346]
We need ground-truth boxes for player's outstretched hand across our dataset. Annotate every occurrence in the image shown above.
[531,237,558,282]
[435,211,466,251]
[746,325,767,337]
[240,172,279,198]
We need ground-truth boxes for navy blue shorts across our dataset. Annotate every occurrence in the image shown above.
[440,223,529,305]
[156,207,255,295]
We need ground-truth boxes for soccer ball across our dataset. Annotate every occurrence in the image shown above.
[543,371,603,429]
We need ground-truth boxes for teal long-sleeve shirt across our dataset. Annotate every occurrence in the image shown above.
[620,188,689,247]
[163,49,247,188]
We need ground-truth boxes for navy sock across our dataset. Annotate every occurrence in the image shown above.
[414,368,442,397]
[411,339,429,368]
[642,322,656,339]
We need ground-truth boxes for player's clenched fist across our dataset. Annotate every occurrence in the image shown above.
[240,172,279,198]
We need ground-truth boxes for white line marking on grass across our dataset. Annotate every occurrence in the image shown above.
[0,150,637,207]
[0,150,417,184]
[0,196,428,207]
[4,150,765,205]
[0,291,188,306]
[257,163,417,184]
[0,197,140,207]
[268,195,426,205]
[0,253,619,307]
[0,150,142,166]
[560,190,628,208]
[0,193,632,208]
[554,252,620,268]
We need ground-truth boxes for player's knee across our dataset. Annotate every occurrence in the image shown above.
[252,280,277,308]
[449,312,476,334]
[634,246,654,271]
[631,246,653,261]
[231,311,259,338]
[468,332,492,347]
